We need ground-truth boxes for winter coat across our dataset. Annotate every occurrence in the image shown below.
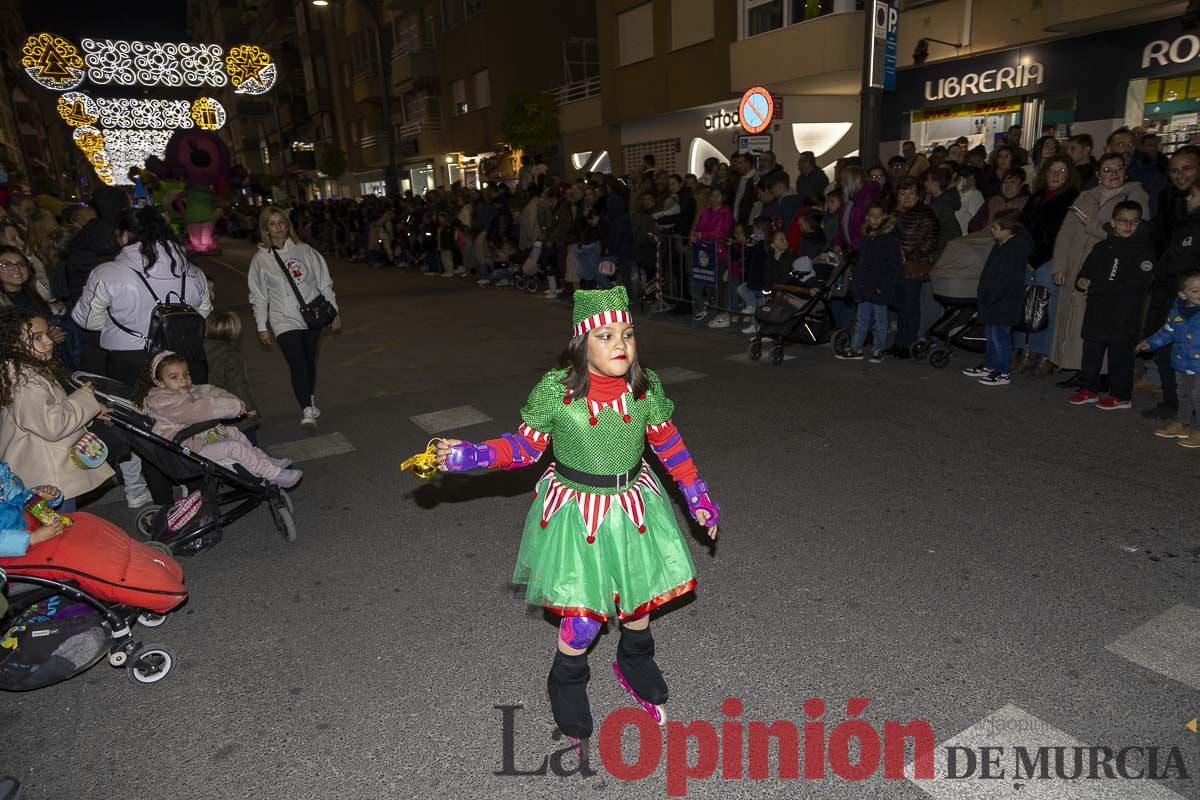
[765,247,797,287]
[1154,185,1192,244]
[0,369,113,500]
[1126,154,1167,216]
[58,186,127,309]
[1145,202,1200,336]
[741,240,768,291]
[776,192,805,232]
[604,195,635,262]
[518,199,550,251]
[897,202,939,269]
[928,189,962,251]
[693,205,733,242]
[834,180,882,253]
[795,168,830,204]
[145,384,244,449]
[1050,181,1151,369]
[733,173,757,226]
[1075,223,1157,342]
[73,242,213,352]
[968,190,1030,233]
[1020,188,1079,268]
[794,228,827,261]
[631,208,658,267]
[247,239,338,337]
[853,219,903,305]
[1146,300,1200,374]
[976,226,1034,327]
[203,338,258,414]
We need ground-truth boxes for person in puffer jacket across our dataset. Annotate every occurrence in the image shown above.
[1139,271,1200,446]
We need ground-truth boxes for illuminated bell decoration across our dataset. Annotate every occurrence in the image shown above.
[400,441,442,480]
[190,97,227,131]
[73,126,106,159]
[57,92,99,126]
[225,45,276,95]
[21,33,85,90]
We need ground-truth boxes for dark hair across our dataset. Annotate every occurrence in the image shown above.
[1035,154,1079,193]
[926,167,952,191]
[1112,200,1143,218]
[896,176,921,193]
[0,307,64,408]
[931,145,948,156]
[1106,126,1133,145]
[1172,145,1200,161]
[0,245,49,314]
[133,352,189,407]
[991,208,1023,234]
[1097,151,1126,171]
[1032,135,1060,165]
[703,156,719,173]
[1001,168,1026,183]
[643,154,656,167]
[1069,133,1093,150]
[887,155,907,168]
[769,174,788,190]
[115,205,187,277]
[994,144,1025,166]
[1178,270,1200,290]
[669,173,683,185]
[557,331,650,400]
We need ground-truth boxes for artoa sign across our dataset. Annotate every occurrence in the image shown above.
[923,62,1044,102]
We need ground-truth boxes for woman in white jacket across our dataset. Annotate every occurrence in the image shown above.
[248,206,341,430]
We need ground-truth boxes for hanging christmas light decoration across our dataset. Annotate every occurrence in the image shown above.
[21,33,86,90]
[96,97,194,129]
[56,92,99,127]
[190,97,227,130]
[73,126,106,159]
[82,38,228,88]
[225,44,276,95]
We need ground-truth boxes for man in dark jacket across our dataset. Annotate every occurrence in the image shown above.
[604,194,635,286]
[967,210,1033,385]
[1069,201,1156,408]
[60,185,129,310]
[924,167,962,253]
[794,151,830,205]
[892,177,940,357]
[1154,146,1200,246]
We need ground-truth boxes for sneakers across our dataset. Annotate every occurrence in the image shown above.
[1095,396,1132,411]
[707,312,730,329]
[271,468,304,488]
[493,278,511,287]
[301,407,318,429]
[1067,389,1099,405]
[835,349,864,361]
[477,278,492,286]
[741,322,758,335]
[868,350,884,363]
[978,371,1011,386]
[1154,421,1192,439]
[692,308,708,321]
[961,364,990,378]
[1178,432,1200,448]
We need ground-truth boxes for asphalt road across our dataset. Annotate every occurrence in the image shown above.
[2,236,1199,800]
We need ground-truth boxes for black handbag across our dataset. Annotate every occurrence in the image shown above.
[1017,283,1051,333]
[272,248,338,329]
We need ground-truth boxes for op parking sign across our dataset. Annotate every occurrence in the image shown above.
[738,87,774,135]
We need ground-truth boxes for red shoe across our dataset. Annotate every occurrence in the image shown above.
[1067,389,1099,405]
[1096,396,1132,411]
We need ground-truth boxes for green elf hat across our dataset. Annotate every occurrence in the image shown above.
[571,286,632,338]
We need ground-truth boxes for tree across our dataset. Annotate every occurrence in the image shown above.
[501,91,560,153]
[316,143,348,179]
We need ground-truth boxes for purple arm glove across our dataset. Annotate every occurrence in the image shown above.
[443,441,498,472]
[678,477,719,527]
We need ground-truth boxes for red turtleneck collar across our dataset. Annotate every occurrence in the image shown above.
[587,371,628,402]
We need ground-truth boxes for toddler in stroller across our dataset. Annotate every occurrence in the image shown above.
[751,251,845,365]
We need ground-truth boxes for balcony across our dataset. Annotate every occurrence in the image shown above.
[548,76,600,106]
[1041,0,1183,33]
[352,66,383,104]
[729,11,863,95]
[551,78,602,134]
[360,132,388,168]
[391,23,437,90]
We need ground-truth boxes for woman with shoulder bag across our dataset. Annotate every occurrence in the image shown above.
[248,206,341,430]
[892,177,940,357]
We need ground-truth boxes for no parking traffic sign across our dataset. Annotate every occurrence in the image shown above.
[738,86,774,135]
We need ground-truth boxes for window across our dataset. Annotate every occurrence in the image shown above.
[671,0,713,50]
[617,3,654,67]
[473,69,490,109]
[441,0,480,29]
[303,57,315,93]
[350,30,379,75]
[464,0,483,18]
[745,0,783,36]
[741,0,851,38]
[452,78,467,115]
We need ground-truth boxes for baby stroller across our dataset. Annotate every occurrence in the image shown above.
[1,567,179,688]
[72,372,299,554]
[512,241,548,294]
[753,252,848,365]
[916,231,991,368]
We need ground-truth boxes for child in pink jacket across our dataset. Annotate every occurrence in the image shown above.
[137,351,302,488]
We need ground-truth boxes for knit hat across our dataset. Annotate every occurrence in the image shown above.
[571,286,632,337]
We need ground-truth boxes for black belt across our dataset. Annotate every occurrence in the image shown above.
[554,462,640,490]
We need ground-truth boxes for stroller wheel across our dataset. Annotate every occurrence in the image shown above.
[910,340,930,359]
[277,489,294,515]
[145,540,173,558]
[929,348,951,369]
[127,644,176,686]
[135,505,161,541]
[136,611,168,628]
[770,346,784,366]
[277,506,298,543]
[748,340,762,361]
[831,329,850,354]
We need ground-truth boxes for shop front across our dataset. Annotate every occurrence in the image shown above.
[883,17,1200,155]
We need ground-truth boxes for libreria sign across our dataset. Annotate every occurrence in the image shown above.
[923,61,1045,102]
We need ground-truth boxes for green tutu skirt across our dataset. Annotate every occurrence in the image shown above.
[512,466,697,622]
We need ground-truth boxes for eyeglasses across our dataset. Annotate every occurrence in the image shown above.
[1100,166,1125,175]
[0,260,27,271]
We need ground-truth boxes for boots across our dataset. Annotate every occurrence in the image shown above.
[1014,350,1037,374]
[548,650,593,740]
[1030,357,1055,379]
[615,626,668,707]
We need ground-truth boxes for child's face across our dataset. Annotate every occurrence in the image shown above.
[771,232,788,250]
[733,227,746,242]
[586,323,636,379]
[1112,209,1141,238]
[1180,280,1200,307]
[154,361,192,393]
[990,223,1011,243]
[865,208,885,228]
[23,317,55,361]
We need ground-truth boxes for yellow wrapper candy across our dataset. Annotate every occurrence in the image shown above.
[27,499,73,527]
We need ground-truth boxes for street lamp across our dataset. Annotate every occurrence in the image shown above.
[311,0,400,198]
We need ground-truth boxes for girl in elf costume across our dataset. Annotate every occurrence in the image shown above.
[435,286,719,745]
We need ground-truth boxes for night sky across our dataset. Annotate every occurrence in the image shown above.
[22,0,189,41]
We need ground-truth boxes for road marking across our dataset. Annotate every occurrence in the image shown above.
[267,431,356,463]
[724,352,796,365]
[1106,604,1200,690]
[906,703,1185,798]
[410,405,493,434]
[655,367,708,385]
[198,254,248,277]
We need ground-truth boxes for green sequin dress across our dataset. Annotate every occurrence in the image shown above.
[511,368,697,622]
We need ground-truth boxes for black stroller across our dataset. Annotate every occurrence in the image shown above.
[753,252,849,365]
[73,372,298,554]
[0,567,177,688]
[914,231,992,368]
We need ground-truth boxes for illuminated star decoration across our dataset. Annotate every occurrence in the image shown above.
[21,33,86,90]
[225,45,276,95]
[57,92,99,127]
[190,97,227,130]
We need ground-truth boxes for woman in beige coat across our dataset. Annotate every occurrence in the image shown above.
[0,309,112,508]
[1049,153,1151,375]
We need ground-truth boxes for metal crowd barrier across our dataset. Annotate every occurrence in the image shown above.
[649,233,744,316]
